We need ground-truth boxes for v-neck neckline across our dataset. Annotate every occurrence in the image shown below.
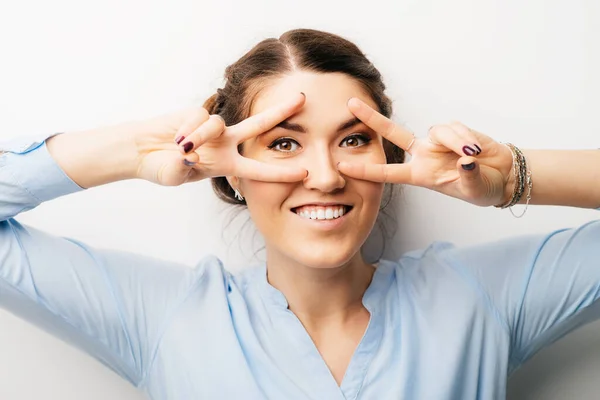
[255,260,395,399]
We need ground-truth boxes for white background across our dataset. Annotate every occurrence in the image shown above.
[1,0,599,398]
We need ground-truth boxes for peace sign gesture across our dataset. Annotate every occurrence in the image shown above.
[337,98,514,207]
[135,93,308,186]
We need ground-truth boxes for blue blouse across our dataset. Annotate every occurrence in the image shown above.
[1,134,599,400]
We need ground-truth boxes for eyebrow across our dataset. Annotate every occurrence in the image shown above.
[274,117,363,133]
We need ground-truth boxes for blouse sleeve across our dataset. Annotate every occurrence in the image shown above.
[440,214,600,372]
[0,135,203,386]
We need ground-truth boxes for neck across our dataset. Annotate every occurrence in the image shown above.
[265,250,376,326]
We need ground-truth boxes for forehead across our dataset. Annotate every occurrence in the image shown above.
[250,71,378,119]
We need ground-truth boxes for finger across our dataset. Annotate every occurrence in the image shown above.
[182,151,200,166]
[183,167,204,184]
[228,92,306,141]
[448,121,483,154]
[173,108,210,144]
[156,152,201,186]
[180,115,226,154]
[347,98,415,151]
[337,161,411,184]
[429,125,482,158]
[456,156,485,201]
[234,157,308,182]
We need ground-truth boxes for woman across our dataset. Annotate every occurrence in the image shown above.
[1,28,599,400]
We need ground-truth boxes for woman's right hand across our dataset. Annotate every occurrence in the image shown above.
[135,93,307,186]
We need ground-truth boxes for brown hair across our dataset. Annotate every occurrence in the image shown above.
[203,28,405,206]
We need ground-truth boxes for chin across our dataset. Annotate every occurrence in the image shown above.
[289,244,362,269]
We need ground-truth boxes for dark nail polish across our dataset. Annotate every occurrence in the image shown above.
[462,162,476,171]
[175,135,185,145]
[183,142,193,153]
[463,145,476,156]
[473,144,482,154]
[183,159,196,166]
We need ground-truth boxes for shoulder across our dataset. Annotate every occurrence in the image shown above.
[398,240,457,262]
[391,240,459,277]
[386,240,483,299]
[189,255,265,297]
[385,242,500,323]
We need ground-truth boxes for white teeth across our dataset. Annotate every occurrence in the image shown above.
[295,205,349,220]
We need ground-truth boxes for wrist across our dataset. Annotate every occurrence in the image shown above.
[499,166,516,206]
[494,143,517,208]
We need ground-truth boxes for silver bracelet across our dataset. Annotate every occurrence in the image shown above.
[495,143,533,218]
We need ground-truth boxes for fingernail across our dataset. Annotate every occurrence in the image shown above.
[462,145,477,156]
[175,135,185,145]
[300,92,305,98]
[183,142,194,153]
[462,162,476,171]
[473,144,482,154]
[183,159,196,166]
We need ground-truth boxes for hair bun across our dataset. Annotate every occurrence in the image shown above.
[203,88,227,115]
[202,92,220,114]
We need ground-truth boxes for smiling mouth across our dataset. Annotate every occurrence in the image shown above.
[291,205,353,220]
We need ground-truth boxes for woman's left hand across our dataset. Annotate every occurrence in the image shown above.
[338,98,515,207]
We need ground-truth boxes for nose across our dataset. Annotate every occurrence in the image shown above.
[303,150,346,193]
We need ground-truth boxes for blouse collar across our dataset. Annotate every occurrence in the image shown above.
[255,259,396,312]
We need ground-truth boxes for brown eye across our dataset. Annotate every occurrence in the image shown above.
[278,141,292,151]
[268,138,300,152]
[340,134,371,148]
[345,137,359,147]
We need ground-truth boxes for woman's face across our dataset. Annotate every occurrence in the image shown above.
[233,71,386,269]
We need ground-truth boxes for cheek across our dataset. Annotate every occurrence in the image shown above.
[370,141,387,164]
[360,182,385,233]
[242,181,294,216]
[363,182,385,208]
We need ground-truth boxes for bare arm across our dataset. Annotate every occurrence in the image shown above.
[46,121,141,189]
